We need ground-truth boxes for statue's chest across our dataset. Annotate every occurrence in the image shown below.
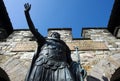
[40,40,66,56]
[37,40,67,63]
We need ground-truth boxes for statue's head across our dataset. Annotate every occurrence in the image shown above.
[49,32,60,40]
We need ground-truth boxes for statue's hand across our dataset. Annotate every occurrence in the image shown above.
[24,3,31,12]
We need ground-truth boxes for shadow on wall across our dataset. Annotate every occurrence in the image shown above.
[0,67,10,81]
[87,75,108,81]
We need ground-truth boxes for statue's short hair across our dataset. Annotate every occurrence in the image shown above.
[50,32,60,39]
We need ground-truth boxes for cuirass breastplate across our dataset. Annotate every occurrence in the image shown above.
[39,39,67,61]
[35,39,69,70]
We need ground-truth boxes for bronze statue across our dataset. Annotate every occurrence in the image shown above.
[24,3,86,81]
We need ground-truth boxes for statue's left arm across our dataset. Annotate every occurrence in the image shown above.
[24,3,45,46]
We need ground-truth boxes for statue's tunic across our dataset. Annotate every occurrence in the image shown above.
[26,39,74,81]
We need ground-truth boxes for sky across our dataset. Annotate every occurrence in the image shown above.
[4,0,114,38]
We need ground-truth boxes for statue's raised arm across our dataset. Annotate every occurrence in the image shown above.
[24,3,45,46]
[24,3,31,12]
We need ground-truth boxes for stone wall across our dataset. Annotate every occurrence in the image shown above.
[0,30,37,81]
[82,28,120,81]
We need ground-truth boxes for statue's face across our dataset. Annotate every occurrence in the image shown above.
[50,32,60,39]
